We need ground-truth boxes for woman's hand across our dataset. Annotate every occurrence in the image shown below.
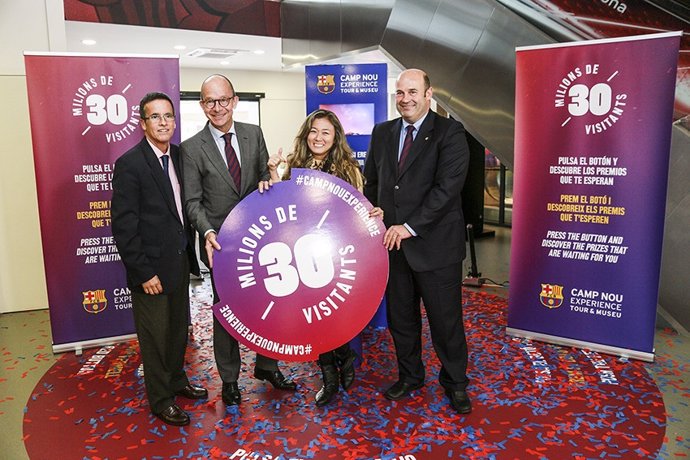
[258,179,274,193]
[260,148,287,193]
[267,148,286,172]
[369,207,384,219]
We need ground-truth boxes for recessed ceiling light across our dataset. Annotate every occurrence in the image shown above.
[174,45,186,50]
[82,39,97,46]
[220,61,230,66]
[253,50,265,55]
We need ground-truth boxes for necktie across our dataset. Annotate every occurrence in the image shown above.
[398,125,415,172]
[222,133,241,190]
[161,154,170,176]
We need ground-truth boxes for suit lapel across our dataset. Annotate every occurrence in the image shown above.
[235,122,251,195]
[387,120,402,178]
[141,139,180,223]
[201,123,236,192]
[398,111,435,178]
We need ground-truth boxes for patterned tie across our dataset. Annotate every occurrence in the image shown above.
[222,133,241,190]
[398,125,415,172]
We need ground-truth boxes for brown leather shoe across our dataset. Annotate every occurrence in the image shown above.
[155,404,190,426]
[254,368,297,390]
[175,384,208,400]
[446,389,472,414]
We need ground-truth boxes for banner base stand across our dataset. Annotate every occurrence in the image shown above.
[506,327,654,362]
[53,333,137,355]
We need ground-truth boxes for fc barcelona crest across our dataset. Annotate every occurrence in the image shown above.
[83,289,108,314]
[317,74,336,94]
[539,283,564,309]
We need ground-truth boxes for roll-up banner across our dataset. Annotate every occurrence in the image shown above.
[305,63,389,328]
[508,32,681,361]
[24,53,180,353]
[305,63,388,168]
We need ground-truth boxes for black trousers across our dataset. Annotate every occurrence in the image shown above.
[386,249,469,391]
[210,269,278,382]
[132,258,191,414]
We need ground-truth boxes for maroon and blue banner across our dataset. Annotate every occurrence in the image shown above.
[305,64,388,328]
[305,62,389,330]
[213,169,388,362]
[25,53,180,352]
[500,0,689,120]
[508,32,681,361]
[305,63,387,167]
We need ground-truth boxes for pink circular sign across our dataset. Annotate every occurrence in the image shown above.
[213,168,388,361]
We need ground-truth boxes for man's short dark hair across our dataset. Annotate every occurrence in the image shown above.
[139,92,174,118]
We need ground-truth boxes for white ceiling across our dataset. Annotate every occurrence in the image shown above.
[64,20,395,74]
[65,20,285,71]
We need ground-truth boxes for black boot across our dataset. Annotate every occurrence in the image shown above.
[336,347,356,390]
[315,363,339,406]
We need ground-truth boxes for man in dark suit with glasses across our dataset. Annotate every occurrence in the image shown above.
[112,92,207,426]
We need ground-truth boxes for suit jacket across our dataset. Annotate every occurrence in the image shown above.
[111,137,199,293]
[363,110,470,272]
[181,121,270,266]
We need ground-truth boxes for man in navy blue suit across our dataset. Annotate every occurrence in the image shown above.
[112,92,207,426]
[363,69,472,414]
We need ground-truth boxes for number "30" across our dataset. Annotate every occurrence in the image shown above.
[259,234,335,297]
[568,83,612,117]
[85,94,129,126]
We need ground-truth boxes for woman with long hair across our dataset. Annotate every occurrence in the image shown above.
[260,109,383,406]
[274,109,363,188]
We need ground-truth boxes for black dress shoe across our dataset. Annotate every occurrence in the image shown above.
[155,404,190,426]
[222,382,241,406]
[446,389,472,414]
[175,384,208,400]
[384,380,424,401]
[254,368,297,390]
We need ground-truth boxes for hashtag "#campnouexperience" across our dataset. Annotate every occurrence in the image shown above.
[218,305,313,356]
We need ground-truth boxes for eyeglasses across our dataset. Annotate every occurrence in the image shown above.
[143,113,175,122]
[202,95,235,109]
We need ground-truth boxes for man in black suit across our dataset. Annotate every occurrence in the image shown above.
[181,75,296,407]
[363,69,472,414]
[112,92,207,426]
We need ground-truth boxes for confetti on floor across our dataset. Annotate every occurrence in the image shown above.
[23,284,667,459]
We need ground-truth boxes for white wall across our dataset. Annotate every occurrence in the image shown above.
[0,1,306,313]
[180,68,306,157]
[0,0,56,313]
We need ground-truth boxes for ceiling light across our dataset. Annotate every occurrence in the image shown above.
[187,47,247,59]
[174,45,186,50]
[82,39,97,46]
[253,50,265,55]
[220,61,230,66]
